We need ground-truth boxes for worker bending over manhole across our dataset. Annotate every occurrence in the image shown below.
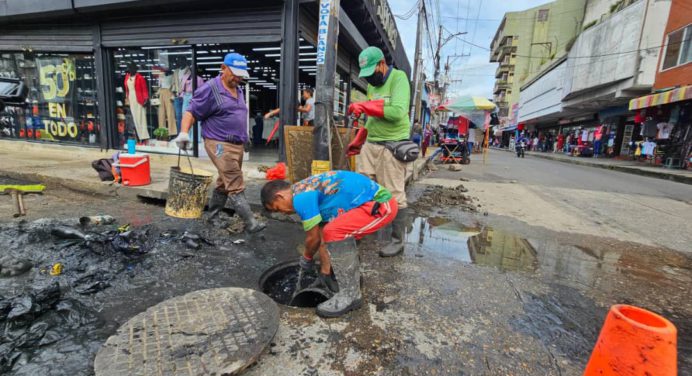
[261,170,397,317]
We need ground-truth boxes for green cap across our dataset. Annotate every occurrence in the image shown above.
[358,46,384,78]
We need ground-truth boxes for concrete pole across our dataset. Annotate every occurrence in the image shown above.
[409,0,425,125]
[278,0,300,162]
[312,0,340,174]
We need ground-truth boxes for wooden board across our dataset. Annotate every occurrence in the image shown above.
[284,125,354,182]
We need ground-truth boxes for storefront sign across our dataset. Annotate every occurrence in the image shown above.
[371,0,399,50]
[316,0,331,65]
[37,57,79,140]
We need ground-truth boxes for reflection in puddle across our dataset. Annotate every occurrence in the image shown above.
[405,216,692,291]
[406,217,537,272]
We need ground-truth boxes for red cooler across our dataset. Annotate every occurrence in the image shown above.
[117,153,151,186]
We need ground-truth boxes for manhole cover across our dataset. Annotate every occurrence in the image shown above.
[94,288,279,376]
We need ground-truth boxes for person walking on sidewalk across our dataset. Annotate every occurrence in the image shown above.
[261,170,397,317]
[173,52,265,233]
[345,46,411,258]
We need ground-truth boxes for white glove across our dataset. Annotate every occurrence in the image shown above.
[173,132,190,150]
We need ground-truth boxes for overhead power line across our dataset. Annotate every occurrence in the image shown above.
[394,0,420,20]
[452,35,687,60]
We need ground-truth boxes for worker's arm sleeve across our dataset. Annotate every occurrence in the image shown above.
[186,83,213,121]
[382,72,410,123]
[293,191,322,231]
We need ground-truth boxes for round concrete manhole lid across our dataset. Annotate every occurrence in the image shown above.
[94,288,279,376]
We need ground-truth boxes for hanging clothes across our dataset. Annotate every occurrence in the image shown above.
[126,75,149,140]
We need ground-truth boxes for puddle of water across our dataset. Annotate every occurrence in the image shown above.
[406,217,537,272]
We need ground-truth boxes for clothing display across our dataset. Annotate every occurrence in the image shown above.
[126,75,149,140]
[158,88,177,136]
[581,130,588,142]
[657,122,674,139]
[641,141,656,156]
[174,96,183,132]
[641,119,658,138]
[124,72,148,106]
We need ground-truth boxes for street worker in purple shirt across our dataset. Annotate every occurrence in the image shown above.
[173,53,265,233]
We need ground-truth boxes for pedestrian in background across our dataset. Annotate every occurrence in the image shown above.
[297,88,315,126]
[411,120,422,147]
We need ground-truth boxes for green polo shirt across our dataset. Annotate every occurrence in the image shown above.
[364,68,411,142]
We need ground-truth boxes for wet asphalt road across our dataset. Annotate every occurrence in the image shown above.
[1,168,690,375]
[435,149,692,201]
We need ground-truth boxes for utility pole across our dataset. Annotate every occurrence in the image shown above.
[441,53,469,104]
[312,0,340,175]
[409,0,425,125]
[434,25,443,90]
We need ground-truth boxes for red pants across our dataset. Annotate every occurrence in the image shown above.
[322,198,398,242]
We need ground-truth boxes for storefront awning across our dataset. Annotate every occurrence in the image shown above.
[629,85,692,110]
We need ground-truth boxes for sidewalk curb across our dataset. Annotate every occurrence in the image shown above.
[1,155,432,210]
[491,147,692,185]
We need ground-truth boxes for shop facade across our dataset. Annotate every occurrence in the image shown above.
[0,0,410,160]
[628,86,692,168]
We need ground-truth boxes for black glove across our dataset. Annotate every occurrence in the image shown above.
[299,255,314,271]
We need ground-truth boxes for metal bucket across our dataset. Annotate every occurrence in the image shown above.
[164,166,213,219]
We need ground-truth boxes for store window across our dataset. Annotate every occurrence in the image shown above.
[0,52,99,144]
[112,46,197,154]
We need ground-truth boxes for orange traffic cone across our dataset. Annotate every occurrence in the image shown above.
[584,304,677,376]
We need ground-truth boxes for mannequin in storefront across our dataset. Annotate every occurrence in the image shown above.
[154,66,177,138]
[178,63,205,114]
[124,62,150,142]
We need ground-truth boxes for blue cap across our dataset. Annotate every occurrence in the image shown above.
[223,52,249,79]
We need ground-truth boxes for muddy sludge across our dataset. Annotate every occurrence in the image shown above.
[259,260,330,307]
[0,214,294,376]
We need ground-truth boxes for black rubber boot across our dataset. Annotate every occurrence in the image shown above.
[206,189,228,222]
[316,238,362,318]
[227,192,266,233]
[379,208,408,257]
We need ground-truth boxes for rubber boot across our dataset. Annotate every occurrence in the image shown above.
[316,238,362,318]
[206,189,228,221]
[319,271,339,293]
[379,208,408,257]
[227,192,266,233]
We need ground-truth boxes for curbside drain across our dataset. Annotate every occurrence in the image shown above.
[94,288,279,376]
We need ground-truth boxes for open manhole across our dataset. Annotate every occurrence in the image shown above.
[94,288,279,376]
[259,260,331,308]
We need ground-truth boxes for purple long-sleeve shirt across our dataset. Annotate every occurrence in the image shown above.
[186,76,248,143]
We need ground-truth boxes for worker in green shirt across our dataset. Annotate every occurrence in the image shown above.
[346,46,412,258]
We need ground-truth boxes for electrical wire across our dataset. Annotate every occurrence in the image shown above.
[452,34,686,60]
[394,0,420,20]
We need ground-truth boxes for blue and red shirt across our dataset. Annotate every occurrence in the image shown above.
[292,171,391,231]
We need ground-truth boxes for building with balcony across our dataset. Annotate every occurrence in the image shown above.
[517,0,671,157]
[490,0,586,121]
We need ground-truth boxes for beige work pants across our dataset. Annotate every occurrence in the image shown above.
[356,142,411,208]
[204,139,245,195]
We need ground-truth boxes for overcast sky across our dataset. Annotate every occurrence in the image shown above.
[389,0,551,99]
